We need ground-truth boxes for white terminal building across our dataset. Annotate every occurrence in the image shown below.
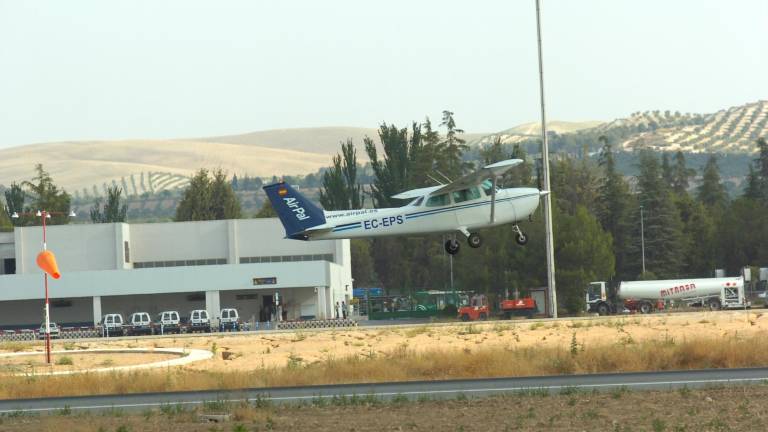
[0,219,352,328]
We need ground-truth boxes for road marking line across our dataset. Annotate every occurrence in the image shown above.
[2,375,766,414]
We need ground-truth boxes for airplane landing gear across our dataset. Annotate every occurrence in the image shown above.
[445,239,460,255]
[513,225,528,246]
[467,232,482,248]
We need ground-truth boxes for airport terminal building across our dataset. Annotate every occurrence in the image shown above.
[0,219,352,328]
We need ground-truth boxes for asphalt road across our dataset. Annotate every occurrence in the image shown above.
[2,367,767,415]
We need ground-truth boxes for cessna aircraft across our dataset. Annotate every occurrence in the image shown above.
[263,159,544,255]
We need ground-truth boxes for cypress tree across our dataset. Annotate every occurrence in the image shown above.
[696,155,727,209]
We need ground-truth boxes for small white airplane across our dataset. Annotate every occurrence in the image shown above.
[263,159,545,255]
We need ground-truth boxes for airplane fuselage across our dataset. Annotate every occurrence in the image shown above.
[311,187,541,240]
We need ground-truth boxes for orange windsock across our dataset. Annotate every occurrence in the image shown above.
[36,250,61,279]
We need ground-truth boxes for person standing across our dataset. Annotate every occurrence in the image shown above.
[341,301,348,319]
[335,301,340,319]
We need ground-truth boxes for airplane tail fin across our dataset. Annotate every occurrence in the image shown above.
[263,182,326,239]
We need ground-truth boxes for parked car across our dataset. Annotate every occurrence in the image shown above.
[156,310,181,334]
[102,314,125,337]
[37,322,60,339]
[187,309,211,333]
[127,312,153,336]
[219,308,240,331]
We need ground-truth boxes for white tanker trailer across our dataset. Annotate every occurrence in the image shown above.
[586,277,748,315]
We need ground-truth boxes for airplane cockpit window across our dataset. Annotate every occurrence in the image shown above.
[452,187,481,203]
[480,179,494,196]
[410,197,424,206]
[426,193,450,207]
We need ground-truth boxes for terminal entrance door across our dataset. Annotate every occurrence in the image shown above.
[261,295,274,322]
[2,259,15,275]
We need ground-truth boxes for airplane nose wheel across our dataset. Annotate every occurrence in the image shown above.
[513,225,528,246]
[467,233,482,248]
[445,239,460,255]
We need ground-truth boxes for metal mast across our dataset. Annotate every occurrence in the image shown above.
[535,0,557,318]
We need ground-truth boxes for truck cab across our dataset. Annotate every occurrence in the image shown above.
[586,281,612,315]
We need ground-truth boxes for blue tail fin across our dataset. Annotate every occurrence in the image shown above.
[263,182,326,240]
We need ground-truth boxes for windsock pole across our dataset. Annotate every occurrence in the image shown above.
[43,211,51,365]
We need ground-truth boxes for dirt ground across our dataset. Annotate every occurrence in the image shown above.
[1,384,767,431]
[0,352,178,373]
[2,310,760,371]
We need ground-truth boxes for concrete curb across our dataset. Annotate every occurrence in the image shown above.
[0,348,213,376]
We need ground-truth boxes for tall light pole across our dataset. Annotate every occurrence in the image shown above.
[535,0,557,318]
[640,205,646,275]
[11,209,75,364]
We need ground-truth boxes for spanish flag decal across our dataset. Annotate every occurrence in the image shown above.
[278,188,288,196]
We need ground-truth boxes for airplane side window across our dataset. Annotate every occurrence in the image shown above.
[426,193,450,207]
[411,197,424,206]
[452,187,482,203]
[481,179,494,196]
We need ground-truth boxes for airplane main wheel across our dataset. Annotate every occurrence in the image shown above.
[445,239,460,255]
[515,232,528,246]
[468,233,482,248]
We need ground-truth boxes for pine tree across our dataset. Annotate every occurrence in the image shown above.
[365,123,423,208]
[438,110,471,179]
[661,153,674,189]
[696,155,727,209]
[3,183,25,226]
[21,164,72,225]
[0,205,10,229]
[671,151,695,194]
[90,185,128,223]
[175,169,241,221]
[480,136,505,165]
[629,151,685,278]
[320,139,364,210]
[596,139,634,280]
[210,169,242,220]
[555,205,615,314]
[254,199,276,218]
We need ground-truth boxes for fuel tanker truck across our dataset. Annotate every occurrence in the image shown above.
[586,277,749,315]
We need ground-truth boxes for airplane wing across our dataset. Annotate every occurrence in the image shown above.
[433,159,523,194]
[391,185,443,200]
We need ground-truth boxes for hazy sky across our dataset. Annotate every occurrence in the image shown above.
[1,0,766,148]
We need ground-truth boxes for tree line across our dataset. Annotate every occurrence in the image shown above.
[3,122,766,316]
[320,112,768,314]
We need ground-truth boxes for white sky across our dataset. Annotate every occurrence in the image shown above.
[0,0,766,148]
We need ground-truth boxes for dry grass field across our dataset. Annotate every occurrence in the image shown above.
[0,311,766,400]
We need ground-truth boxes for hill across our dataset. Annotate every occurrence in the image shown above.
[470,101,767,155]
[606,100,768,153]
[0,127,485,196]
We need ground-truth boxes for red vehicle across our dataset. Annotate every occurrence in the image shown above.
[458,295,490,321]
[500,297,537,319]
[458,295,538,321]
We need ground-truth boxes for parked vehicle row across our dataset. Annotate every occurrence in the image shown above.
[98,308,242,337]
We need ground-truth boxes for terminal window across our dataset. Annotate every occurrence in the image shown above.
[239,254,333,264]
[133,258,227,269]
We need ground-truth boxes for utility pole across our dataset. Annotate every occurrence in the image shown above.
[535,0,557,318]
[640,205,646,275]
